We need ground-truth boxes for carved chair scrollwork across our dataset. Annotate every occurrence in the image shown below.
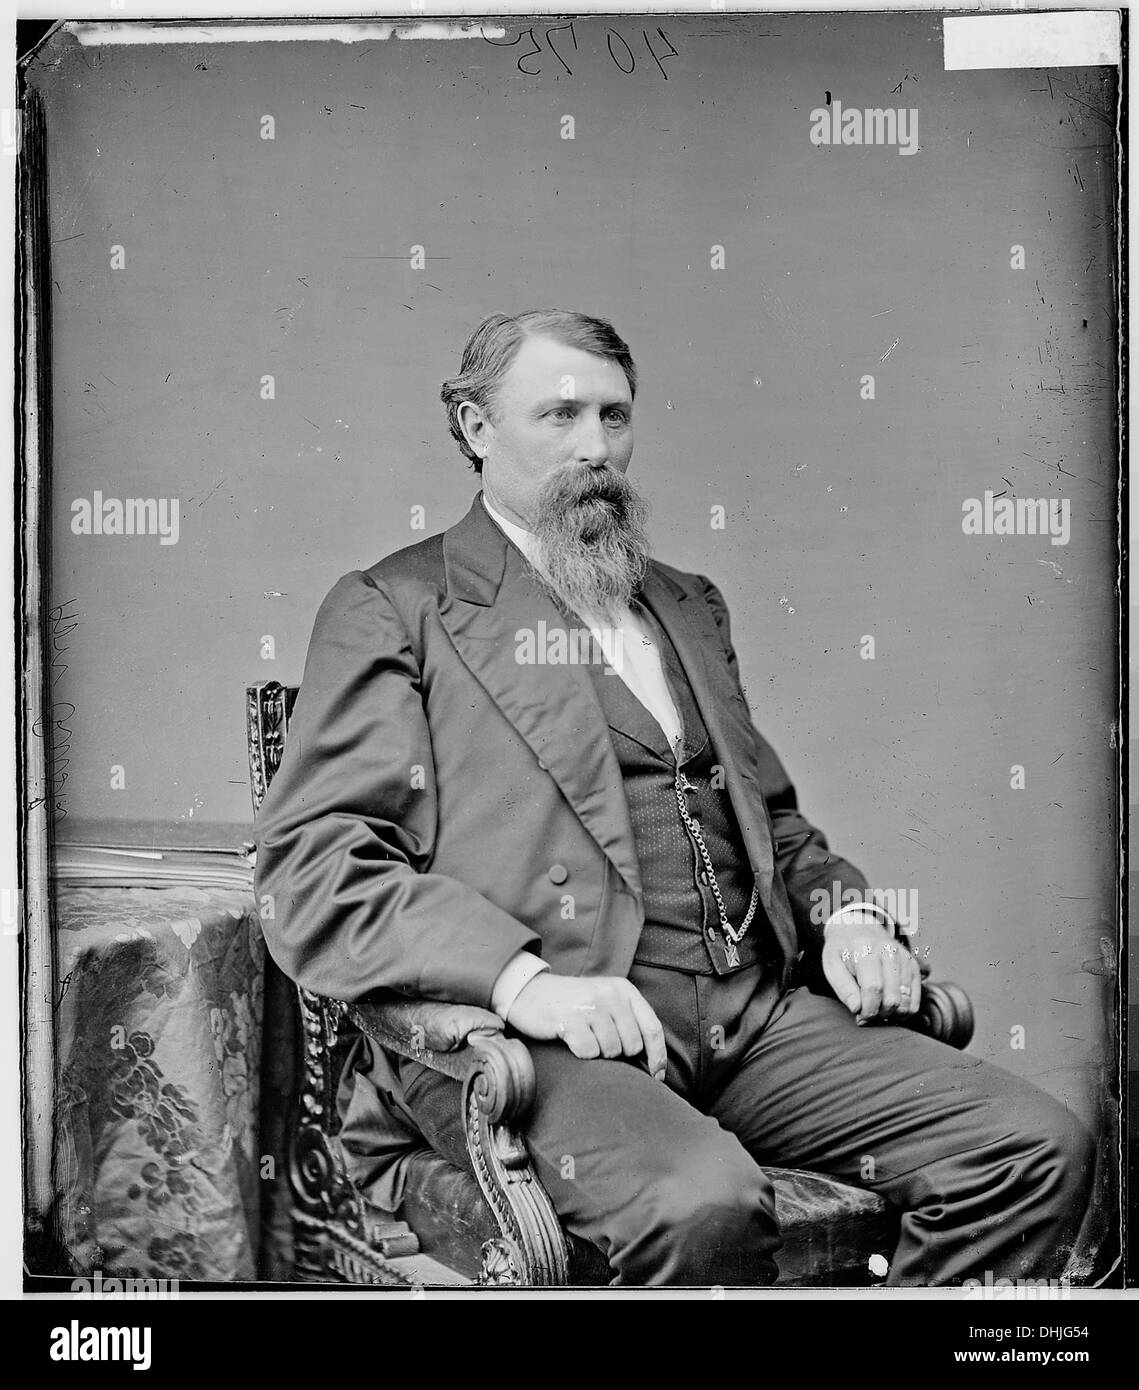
[246,679,974,1288]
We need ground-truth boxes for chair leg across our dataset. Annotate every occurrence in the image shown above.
[293,1209,415,1287]
[289,1119,415,1286]
[479,1236,527,1286]
[461,1033,571,1287]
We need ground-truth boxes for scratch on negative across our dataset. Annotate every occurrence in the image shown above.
[879,338,900,363]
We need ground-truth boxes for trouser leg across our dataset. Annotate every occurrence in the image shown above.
[399,967,784,1287]
[705,984,1096,1286]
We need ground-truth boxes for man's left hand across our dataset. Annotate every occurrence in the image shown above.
[821,913,922,1024]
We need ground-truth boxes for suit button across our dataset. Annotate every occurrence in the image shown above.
[698,871,709,886]
[548,864,568,885]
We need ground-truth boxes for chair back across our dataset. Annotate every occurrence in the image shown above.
[247,680,299,814]
[246,680,378,1275]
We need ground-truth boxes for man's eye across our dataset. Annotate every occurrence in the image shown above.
[549,407,574,420]
[605,412,628,425]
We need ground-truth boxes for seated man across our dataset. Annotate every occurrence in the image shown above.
[254,307,1094,1286]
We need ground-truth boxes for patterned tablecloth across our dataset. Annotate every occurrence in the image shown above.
[51,885,264,1281]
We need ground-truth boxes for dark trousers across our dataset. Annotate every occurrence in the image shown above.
[398,962,1095,1287]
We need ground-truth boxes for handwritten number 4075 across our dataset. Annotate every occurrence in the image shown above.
[483,24,678,79]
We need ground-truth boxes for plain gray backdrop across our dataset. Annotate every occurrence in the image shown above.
[29,11,1118,1240]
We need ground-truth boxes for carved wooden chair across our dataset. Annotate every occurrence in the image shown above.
[247,678,974,1287]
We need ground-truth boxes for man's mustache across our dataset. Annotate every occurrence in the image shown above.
[537,466,637,512]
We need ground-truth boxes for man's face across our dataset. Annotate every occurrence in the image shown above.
[469,334,635,527]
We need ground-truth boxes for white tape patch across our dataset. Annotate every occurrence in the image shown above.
[67,22,503,46]
[944,11,1120,71]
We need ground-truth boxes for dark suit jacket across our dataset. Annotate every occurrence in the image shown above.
[253,493,871,1008]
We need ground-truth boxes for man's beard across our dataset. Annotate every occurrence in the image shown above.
[528,465,651,627]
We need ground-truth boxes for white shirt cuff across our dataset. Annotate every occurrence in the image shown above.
[823,902,896,936]
[490,951,549,1021]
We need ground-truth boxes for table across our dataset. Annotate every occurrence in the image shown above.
[52,885,265,1281]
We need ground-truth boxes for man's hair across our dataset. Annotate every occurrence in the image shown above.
[440,309,638,473]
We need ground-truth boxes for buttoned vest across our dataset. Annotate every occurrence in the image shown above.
[583,604,775,975]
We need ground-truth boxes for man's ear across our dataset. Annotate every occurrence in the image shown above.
[456,400,491,462]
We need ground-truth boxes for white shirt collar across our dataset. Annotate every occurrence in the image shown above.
[481,490,540,564]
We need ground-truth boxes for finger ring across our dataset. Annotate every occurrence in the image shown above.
[840,949,852,963]
[899,985,911,995]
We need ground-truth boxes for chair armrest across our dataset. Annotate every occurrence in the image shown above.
[349,996,536,1123]
[350,993,562,1283]
[799,951,975,1052]
[899,981,975,1050]
[352,996,505,1057]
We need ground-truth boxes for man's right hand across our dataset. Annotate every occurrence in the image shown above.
[507,973,668,1081]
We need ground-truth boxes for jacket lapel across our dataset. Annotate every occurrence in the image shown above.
[438,494,795,966]
[587,649,678,763]
[439,496,643,899]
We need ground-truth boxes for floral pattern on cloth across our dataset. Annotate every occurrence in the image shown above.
[51,886,264,1281]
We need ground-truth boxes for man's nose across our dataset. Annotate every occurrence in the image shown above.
[573,413,610,466]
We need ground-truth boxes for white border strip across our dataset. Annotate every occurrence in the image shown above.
[68,21,503,45]
[943,12,1121,72]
